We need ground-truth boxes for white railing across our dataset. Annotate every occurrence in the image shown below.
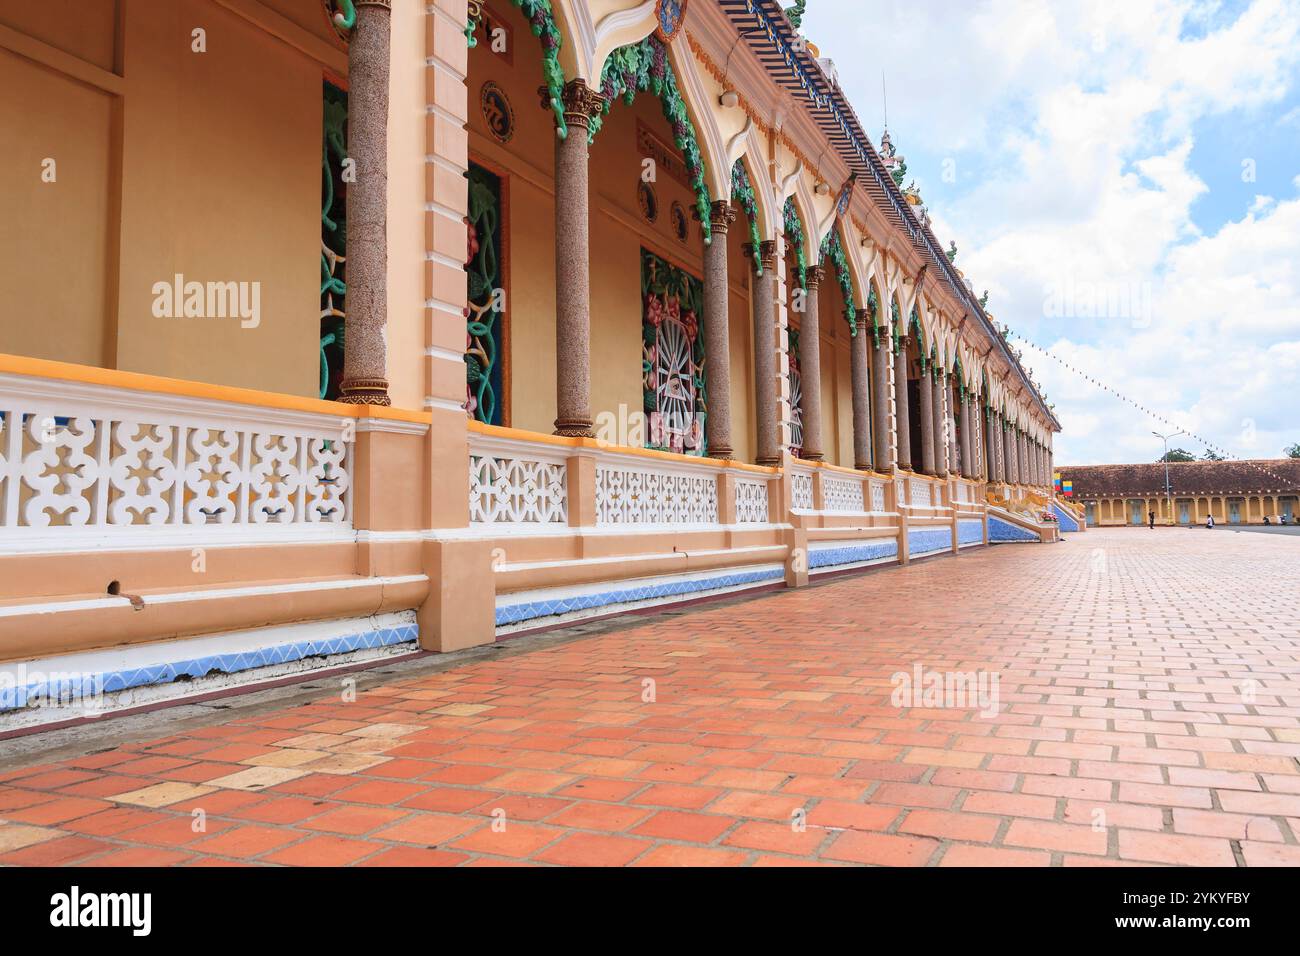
[823,475,865,513]
[734,477,770,523]
[469,453,568,526]
[595,460,718,525]
[869,479,887,513]
[791,471,814,510]
[909,477,931,508]
[467,432,569,527]
[0,373,352,546]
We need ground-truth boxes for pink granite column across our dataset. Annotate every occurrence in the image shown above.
[750,241,780,465]
[849,318,872,469]
[798,266,825,461]
[704,201,736,459]
[871,334,892,470]
[552,79,605,437]
[339,0,392,406]
[960,391,974,478]
[894,338,912,471]
[918,358,936,475]
[931,367,948,479]
[1003,422,1016,484]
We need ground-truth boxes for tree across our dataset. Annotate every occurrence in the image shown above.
[1286,443,1300,459]
[1202,449,1226,461]
[1159,448,1196,463]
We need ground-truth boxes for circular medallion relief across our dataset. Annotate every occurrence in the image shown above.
[670,202,689,243]
[480,82,515,144]
[638,181,658,223]
[654,0,689,43]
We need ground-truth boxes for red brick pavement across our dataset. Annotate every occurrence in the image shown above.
[2,528,1298,866]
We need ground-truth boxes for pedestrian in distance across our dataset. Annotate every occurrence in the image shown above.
[1148,510,1155,530]
[1206,511,1215,529]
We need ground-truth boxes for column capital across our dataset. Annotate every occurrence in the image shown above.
[759,239,778,271]
[708,200,737,231]
[806,264,824,289]
[540,79,606,132]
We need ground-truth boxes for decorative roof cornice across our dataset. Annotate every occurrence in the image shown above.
[714,0,1058,429]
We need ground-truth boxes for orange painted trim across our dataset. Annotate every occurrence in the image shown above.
[467,421,779,475]
[0,353,432,425]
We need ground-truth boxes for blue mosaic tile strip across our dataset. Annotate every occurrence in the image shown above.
[496,567,786,627]
[908,526,954,557]
[957,519,985,546]
[989,515,1040,543]
[809,539,899,570]
[0,623,418,711]
[1052,503,1081,532]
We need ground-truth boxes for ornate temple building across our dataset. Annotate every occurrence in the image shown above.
[0,0,1066,723]
[1060,460,1300,526]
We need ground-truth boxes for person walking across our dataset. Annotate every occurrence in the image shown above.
[1206,510,1215,529]
[1148,509,1155,530]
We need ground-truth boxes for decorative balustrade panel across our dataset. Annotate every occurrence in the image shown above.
[734,478,770,524]
[823,476,865,513]
[596,464,718,525]
[870,480,887,513]
[0,390,351,533]
[791,472,814,510]
[910,478,931,508]
[469,453,567,525]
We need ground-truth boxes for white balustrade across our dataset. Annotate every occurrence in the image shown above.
[469,454,567,526]
[0,374,353,546]
[791,471,814,511]
[823,475,865,513]
[734,477,770,524]
[870,479,887,513]
[595,462,717,525]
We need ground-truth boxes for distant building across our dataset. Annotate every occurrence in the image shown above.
[1059,460,1300,526]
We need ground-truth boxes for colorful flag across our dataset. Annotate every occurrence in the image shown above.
[1062,480,1073,497]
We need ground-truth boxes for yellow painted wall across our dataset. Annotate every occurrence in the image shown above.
[0,46,114,366]
[113,0,320,394]
[2,0,335,397]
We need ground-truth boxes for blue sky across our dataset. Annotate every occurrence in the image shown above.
[803,0,1300,465]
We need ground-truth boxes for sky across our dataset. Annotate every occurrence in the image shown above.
[802,0,1300,466]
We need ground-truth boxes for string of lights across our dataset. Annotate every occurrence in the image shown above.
[1005,330,1298,491]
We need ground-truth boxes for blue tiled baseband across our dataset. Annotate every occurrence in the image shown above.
[0,623,418,712]
[908,527,954,557]
[496,567,786,627]
[1052,503,1081,532]
[989,516,1040,543]
[808,539,899,570]
[957,519,985,546]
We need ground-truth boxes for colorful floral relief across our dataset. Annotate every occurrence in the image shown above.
[641,249,706,455]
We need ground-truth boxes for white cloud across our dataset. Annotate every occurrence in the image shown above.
[805,0,1300,464]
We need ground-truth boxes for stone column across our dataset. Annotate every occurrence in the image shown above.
[932,369,948,479]
[850,324,873,470]
[798,266,825,461]
[871,334,892,470]
[339,0,392,406]
[751,241,780,465]
[894,338,912,471]
[1003,423,1017,485]
[704,201,736,459]
[917,358,935,475]
[552,80,605,436]
[960,392,973,478]
[945,379,958,475]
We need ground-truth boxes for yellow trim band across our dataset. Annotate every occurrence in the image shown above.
[0,353,432,425]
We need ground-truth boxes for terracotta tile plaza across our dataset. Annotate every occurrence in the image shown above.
[2,527,1297,868]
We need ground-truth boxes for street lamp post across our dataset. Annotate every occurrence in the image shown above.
[1153,429,1185,526]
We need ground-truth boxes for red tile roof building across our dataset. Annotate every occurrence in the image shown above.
[1058,459,1300,525]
